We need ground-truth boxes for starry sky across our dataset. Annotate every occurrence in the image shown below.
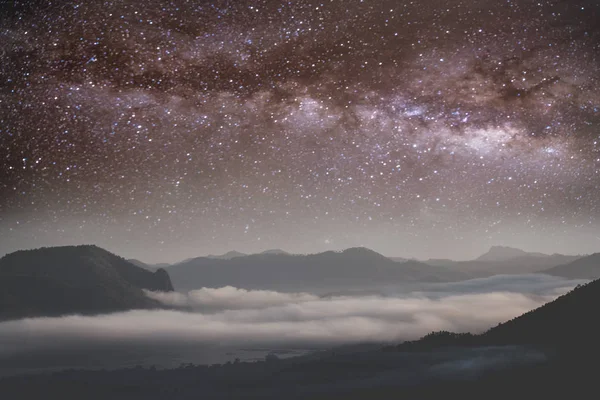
[1,0,600,262]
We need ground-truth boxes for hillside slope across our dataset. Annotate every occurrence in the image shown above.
[542,253,600,279]
[0,245,174,320]
[481,278,600,347]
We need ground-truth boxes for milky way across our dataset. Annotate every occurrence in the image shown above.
[1,0,599,261]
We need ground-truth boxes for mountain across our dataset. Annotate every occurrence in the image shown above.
[476,246,546,262]
[389,257,412,263]
[542,253,600,279]
[128,258,150,268]
[259,249,290,255]
[166,247,467,292]
[481,278,600,347]
[127,259,171,271]
[421,258,458,268]
[205,251,248,260]
[0,245,174,320]
[388,273,600,351]
[425,248,581,277]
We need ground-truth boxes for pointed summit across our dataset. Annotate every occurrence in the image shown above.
[476,246,546,262]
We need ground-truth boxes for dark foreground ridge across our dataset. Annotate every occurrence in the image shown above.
[0,245,174,320]
[387,276,600,351]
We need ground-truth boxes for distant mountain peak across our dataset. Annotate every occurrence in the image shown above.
[224,250,246,257]
[335,247,392,262]
[206,251,248,260]
[260,249,290,255]
[341,247,383,256]
[476,246,546,262]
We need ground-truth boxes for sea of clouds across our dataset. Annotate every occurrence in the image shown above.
[0,274,586,359]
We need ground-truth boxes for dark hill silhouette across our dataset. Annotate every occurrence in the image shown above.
[0,343,559,400]
[0,245,174,320]
[542,253,600,279]
[166,247,467,292]
[387,275,600,351]
[481,278,600,347]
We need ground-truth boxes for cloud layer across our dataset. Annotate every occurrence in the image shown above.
[144,286,318,310]
[0,274,584,360]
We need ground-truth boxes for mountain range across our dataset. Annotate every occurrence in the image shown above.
[421,246,582,277]
[0,245,174,321]
[137,245,589,291]
[165,247,468,292]
[542,253,600,280]
[1,244,598,320]
[2,249,600,399]
[205,250,248,260]
[475,245,548,262]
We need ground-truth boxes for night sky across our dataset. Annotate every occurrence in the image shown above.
[1,0,599,262]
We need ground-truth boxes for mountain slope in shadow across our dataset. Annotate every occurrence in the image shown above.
[542,253,600,279]
[0,245,174,320]
[481,277,600,347]
[166,247,468,292]
[388,274,600,351]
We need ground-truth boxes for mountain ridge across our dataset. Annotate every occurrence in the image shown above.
[542,252,600,279]
[166,246,467,292]
[475,246,547,262]
[423,247,581,277]
[0,245,174,320]
[206,250,248,260]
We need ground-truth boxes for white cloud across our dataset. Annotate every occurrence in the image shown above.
[144,286,318,310]
[0,275,582,359]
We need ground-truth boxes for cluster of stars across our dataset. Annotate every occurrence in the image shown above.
[1,0,599,260]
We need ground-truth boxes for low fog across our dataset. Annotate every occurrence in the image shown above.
[0,275,585,364]
[145,286,319,311]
